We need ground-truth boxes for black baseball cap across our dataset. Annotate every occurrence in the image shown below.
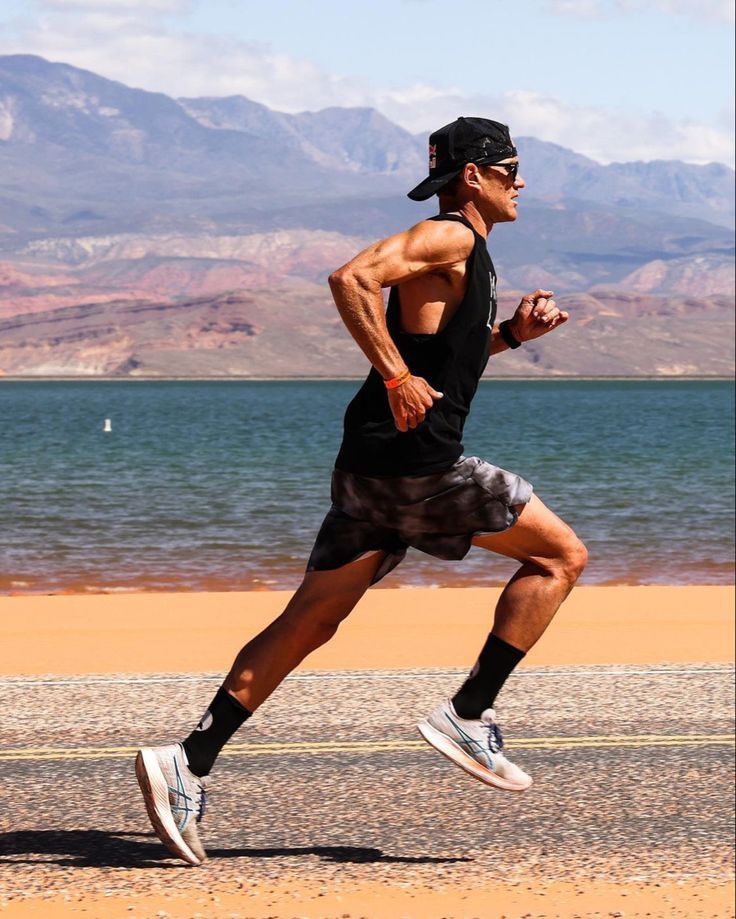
[407,116,517,201]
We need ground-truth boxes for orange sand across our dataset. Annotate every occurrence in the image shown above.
[0,585,732,676]
[2,878,734,918]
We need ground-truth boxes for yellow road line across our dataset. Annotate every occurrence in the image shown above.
[2,734,733,763]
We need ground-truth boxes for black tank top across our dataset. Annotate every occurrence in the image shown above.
[334,213,497,477]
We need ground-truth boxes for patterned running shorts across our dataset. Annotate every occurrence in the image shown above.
[306,454,534,585]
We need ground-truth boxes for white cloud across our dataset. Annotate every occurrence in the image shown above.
[40,0,191,11]
[546,0,734,23]
[717,96,735,133]
[378,88,735,165]
[545,0,606,16]
[1,1,733,166]
[642,0,733,23]
[2,6,379,108]
[505,90,735,164]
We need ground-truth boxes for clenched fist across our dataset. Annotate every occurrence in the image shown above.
[387,375,443,432]
[507,289,569,343]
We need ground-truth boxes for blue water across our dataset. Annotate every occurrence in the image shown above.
[0,380,733,593]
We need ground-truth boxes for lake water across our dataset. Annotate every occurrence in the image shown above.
[1,379,733,593]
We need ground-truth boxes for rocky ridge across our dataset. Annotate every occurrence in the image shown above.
[1,288,731,378]
[0,54,733,378]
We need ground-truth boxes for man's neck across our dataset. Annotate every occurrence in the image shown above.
[457,202,493,239]
[439,201,494,239]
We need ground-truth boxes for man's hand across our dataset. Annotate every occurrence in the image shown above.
[509,289,569,342]
[387,375,443,432]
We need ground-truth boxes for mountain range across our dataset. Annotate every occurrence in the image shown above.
[0,54,733,377]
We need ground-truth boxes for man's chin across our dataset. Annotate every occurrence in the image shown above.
[487,207,518,224]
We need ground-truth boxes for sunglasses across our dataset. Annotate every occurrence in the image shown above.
[489,162,520,180]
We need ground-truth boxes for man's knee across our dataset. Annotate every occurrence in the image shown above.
[309,600,353,633]
[287,577,361,632]
[560,537,588,584]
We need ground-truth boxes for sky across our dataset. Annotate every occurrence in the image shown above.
[0,0,734,165]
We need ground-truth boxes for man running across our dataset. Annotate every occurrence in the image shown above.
[136,116,588,866]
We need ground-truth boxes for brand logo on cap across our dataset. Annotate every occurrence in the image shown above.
[428,143,437,170]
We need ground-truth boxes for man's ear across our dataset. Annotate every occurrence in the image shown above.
[464,163,482,189]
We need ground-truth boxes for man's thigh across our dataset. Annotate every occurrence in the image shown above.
[471,494,582,568]
[306,503,407,587]
[297,549,389,612]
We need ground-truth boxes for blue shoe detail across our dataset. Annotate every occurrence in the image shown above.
[444,712,496,770]
[487,720,504,754]
[169,757,195,831]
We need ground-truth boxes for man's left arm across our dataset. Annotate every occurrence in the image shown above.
[490,289,569,356]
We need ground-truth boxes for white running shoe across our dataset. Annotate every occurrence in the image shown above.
[417,700,532,792]
[135,742,208,866]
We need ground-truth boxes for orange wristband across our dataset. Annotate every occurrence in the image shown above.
[384,369,411,389]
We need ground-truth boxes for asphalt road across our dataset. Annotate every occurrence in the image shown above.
[0,664,733,903]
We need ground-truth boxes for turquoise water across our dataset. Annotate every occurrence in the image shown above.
[0,380,733,593]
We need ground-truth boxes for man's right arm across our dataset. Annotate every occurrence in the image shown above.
[328,219,474,432]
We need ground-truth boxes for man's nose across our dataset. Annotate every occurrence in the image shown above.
[514,174,526,189]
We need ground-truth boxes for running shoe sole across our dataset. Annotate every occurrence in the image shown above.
[417,719,532,792]
[135,748,202,866]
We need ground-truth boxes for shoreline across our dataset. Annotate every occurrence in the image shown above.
[3,573,735,596]
[1,375,733,382]
[1,585,733,676]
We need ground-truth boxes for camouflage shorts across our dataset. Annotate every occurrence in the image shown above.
[306,455,534,585]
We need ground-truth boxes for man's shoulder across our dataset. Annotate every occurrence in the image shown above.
[405,215,475,262]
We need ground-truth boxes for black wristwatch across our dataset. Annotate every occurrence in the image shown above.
[498,320,522,349]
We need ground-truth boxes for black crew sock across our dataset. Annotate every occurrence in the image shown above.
[451,633,526,720]
[182,685,252,777]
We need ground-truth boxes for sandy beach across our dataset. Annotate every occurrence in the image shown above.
[1,585,734,918]
[1,585,733,675]
[2,878,734,918]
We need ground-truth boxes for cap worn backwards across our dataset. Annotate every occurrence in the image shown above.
[407,116,517,202]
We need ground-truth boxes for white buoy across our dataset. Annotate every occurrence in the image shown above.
[103,418,112,432]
